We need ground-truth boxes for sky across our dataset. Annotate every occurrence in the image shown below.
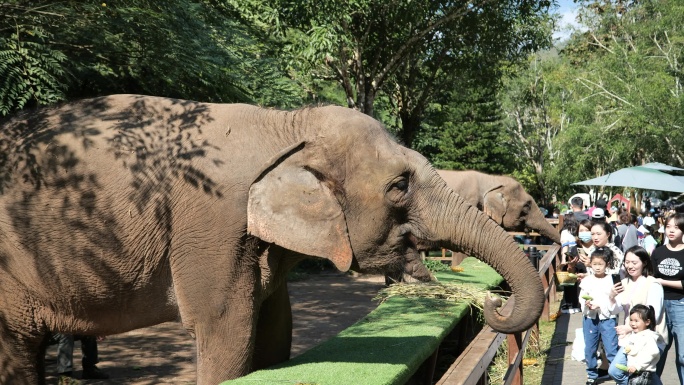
[552,0,584,42]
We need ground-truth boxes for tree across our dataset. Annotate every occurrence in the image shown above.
[500,53,575,198]
[562,0,684,168]
[230,0,555,148]
[414,77,514,174]
[515,0,684,202]
[0,1,304,115]
[383,0,555,148]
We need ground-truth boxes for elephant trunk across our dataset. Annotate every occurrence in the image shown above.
[527,202,561,244]
[426,188,544,334]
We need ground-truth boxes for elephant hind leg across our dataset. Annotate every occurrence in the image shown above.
[253,281,292,371]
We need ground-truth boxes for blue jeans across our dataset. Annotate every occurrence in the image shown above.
[584,316,619,379]
[658,298,684,384]
[609,346,663,385]
[54,334,99,374]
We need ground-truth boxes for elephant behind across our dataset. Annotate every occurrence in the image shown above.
[0,95,544,384]
[391,170,560,282]
[437,170,561,244]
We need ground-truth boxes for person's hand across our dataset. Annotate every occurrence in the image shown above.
[586,300,599,310]
[576,273,586,281]
[628,366,637,374]
[615,324,631,336]
[610,282,624,298]
[96,336,107,342]
[579,254,589,265]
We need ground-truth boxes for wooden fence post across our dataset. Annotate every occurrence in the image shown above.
[507,333,523,385]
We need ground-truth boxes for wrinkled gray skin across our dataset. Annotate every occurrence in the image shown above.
[393,170,560,281]
[437,170,561,243]
[0,95,544,385]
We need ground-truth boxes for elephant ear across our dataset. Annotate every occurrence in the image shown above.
[247,143,353,272]
[482,184,508,224]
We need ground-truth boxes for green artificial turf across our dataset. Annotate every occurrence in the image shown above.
[221,258,503,385]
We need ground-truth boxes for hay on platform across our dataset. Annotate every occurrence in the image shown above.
[373,282,507,311]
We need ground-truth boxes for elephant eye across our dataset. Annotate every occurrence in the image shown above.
[392,177,409,192]
[522,203,531,214]
[386,172,411,204]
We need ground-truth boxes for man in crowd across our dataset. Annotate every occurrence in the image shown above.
[571,196,590,222]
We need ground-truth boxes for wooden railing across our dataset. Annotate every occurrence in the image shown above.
[435,243,561,385]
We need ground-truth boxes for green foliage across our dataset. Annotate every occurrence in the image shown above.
[499,53,576,199]
[0,26,67,114]
[501,0,684,204]
[422,259,450,273]
[416,85,513,174]
[385,0,555,148]
[0,1,303,115]
[564,0,684,166]
[229,0,555,152]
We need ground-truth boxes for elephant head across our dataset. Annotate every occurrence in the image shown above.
[437,170,561,244]
[247,107,544,334]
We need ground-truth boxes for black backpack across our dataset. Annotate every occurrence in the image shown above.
[610,222,622,250]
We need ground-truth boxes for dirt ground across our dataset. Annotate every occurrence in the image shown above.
[45,272,386,384]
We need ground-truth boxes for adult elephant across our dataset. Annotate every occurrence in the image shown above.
[0,95,543,385]
[437,170,561,244]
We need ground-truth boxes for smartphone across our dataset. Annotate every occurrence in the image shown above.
[568,245,578,258]
[611,274,621,285]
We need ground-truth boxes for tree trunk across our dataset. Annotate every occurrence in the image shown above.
[399,110,421,148]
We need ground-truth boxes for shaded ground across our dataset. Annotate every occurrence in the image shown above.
[45,272,386,384]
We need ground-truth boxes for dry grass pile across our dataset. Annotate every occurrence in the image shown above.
[373,281,507,312]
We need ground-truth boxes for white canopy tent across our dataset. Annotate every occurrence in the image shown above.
[640,162,684,172]
[573,165,684,193]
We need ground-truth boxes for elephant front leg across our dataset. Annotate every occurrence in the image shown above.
[252,281,292,370]
[0,288,49,385]
[0,327,48,385]
[192,297,259,384]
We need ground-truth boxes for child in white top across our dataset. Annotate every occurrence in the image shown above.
[613,304,661,385]
[579,247,622,384]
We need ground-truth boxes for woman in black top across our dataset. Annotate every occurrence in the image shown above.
[652,213,684,384]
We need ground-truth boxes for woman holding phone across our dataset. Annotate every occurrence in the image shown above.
[608,246,666,385]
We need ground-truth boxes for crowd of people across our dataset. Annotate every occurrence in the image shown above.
[558,197,684,385]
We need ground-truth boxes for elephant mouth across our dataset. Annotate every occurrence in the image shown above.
[402,232,420,250]
[349,256,362,272]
